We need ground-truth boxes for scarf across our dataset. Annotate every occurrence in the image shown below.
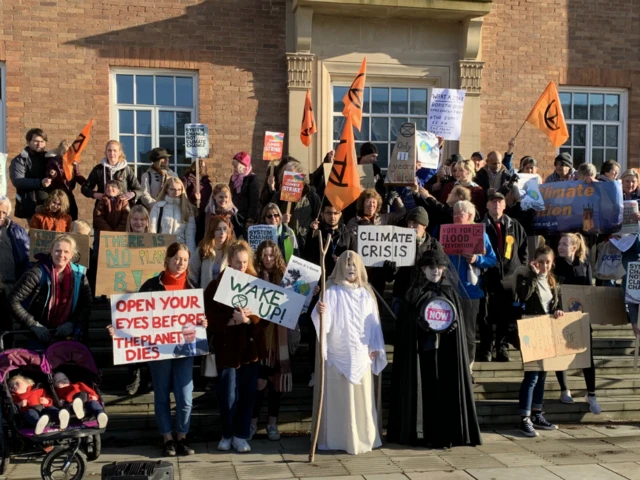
[162,269,188,291]
[45,261,74,327]
[231,166,252,194]
[101,158,128,190]
[262,270,292,393]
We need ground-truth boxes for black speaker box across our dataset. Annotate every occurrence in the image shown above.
[102,461,174,480]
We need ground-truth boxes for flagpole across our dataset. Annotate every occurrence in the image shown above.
[513,118,528,140]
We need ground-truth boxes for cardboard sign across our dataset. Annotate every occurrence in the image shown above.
[29,229,91,269]
[0,153,7,196]
[621,200,639,234]
[561,285,628,326]
[96,232,177,296]
[281,255,322,314]
[518,312,588,363]
[184,124,210,158]
[385,123,416,186]
[263,131,284,161]
[523,313,592,372]
[357,164,376,189]
[427,88,466,141]
[213,268,306,330]
[517,174,545,212]
[626,262,640,304]
[439,224,485,255]
[416,131,440,169]
[357,225,416,267]
[247,225,278,251]
[110,289,207,365]
[280,171,305,203]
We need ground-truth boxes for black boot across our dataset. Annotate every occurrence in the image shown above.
[126,368,141,395]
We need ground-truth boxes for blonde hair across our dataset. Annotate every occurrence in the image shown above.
[326,251,379,318]
[8,375,34,389]
[70,220,93,236]
[45,190,70,215]
[227,240,257,276]
[105,140,126,163]
[453,200,476,221]
[126,205,150,233]
[157,177,195,223]
[205,183,235,215]
[446,185,471,207]
[52,234,78,259]
[578,163,597,179]
[561,233,588,263]
[454,159,476,179]
[621,169,638,180]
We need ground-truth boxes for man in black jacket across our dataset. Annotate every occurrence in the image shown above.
[479,192,528,362]
[475,151,512,195]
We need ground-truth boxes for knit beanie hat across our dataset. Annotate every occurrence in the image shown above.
[360,142,378,158]
[233,151,251,167]
[555,152,572,168]
[407,207,429,227]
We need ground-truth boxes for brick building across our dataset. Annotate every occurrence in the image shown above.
[0,0,637,221]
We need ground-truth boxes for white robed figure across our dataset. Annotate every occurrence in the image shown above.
[312,251,387,455]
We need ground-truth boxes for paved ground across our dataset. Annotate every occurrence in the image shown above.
[4,424,640,479]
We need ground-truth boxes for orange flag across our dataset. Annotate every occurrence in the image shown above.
[325,118,361,212]
[526,82,569,147]
[342,58,367,131]
[62,119,94,181]
[300,89,317,147]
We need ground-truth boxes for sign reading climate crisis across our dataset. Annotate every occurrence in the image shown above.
[357,225,416,267]
[439,224,485,255]
[110,289,207,364]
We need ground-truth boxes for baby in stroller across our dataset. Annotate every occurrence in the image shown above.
[52,372,108,429]
[9,374,70,435]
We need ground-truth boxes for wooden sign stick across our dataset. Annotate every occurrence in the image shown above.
[309,233,331,463]
[195,158,201,210]
[285,202,292,223]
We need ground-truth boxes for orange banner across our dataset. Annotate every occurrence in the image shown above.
[300,89,317,147]
[341,58,367,131]
[62,119,94,181]
[325,118,361,212]
[526,82,569,147]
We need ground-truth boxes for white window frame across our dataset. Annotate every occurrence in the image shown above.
[0,63,6,154]
[559,86,628,170]
[109,68,199,176]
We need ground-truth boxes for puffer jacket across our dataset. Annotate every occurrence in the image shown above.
[9,148,49,218]
[9,263,92,331]
[81,159,142,209]
[140,167,177,208]
[93,196,130,232]
[28,206,72,233]
[149,196,197,251]
[5,220,31,278]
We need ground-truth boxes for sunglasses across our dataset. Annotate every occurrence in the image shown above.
[266,214,280,219]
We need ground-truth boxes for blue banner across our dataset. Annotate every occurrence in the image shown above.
[534,180,623,234]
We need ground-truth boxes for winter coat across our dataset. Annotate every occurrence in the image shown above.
[304,223,355,277]
[81,159,142,209]
[230,174,260,225]
[545,169,577,183]
[9,148,49,218]
[475,167,512,193]
[388,234,445,299]
[149,196,197,252]
[9,263,92,331]
[12,386,53,413]
[439,182,487,218]
[4,220,31,279]
[93,196,130,232]
[447,232,497,299]
[346,202,407,247]
[275,224,299,262]
[140,167,177,208]
[45,154,85,195]
[182,174,212,218]
[513,266,562,317]
[482,214,528,285]
[188,249,228,289]
[554,257,592,286]
[28,206,72,232]
[55,382,99,403]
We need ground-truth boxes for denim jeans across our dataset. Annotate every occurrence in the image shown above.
[519,371,547,416]
[23,407,60,426]
[217,362,259,440]
[147,356,194,435]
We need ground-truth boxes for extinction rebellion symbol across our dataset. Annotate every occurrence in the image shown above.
[544,100,561,131]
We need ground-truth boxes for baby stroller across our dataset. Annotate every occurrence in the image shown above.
[0,332,105,480]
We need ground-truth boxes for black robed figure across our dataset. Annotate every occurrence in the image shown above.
[387,249,481,448]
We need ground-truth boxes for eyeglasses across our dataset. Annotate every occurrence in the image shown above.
[266,214,280,219]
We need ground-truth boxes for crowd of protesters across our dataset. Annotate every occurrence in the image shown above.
[2,126,639,457]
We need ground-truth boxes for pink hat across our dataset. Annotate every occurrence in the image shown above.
[233,151,251,166]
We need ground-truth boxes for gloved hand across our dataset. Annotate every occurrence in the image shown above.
[383,260,398,277]
[30,323,50,343]
[54,322,75,338]
[386,189,400,203]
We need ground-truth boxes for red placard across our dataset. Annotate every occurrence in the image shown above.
[439,223,485,255]
[263,131,284,161]
[280,171,305,203]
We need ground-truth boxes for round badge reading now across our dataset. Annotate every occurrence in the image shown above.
[422,298,455,332]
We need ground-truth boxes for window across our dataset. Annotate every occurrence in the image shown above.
[111,69,198,177]
[332,86,429,170]
[0,63,5,154]
[559,88,627,170]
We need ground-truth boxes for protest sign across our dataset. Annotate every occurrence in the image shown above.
[29,229,91,268]
[416,131,440,169]
[0,153,7,196]
[357,164,376,189]
[110,289,207,365]
[357,225,416,267]
[427,88,466,140]
[534,180,623,234]
[439,224,485,255]
[385,123,416,186]
[280,171,305,203]
[517,174,545,211]
[96,232,176,296]
[523,313,592,371]
[621,200,639,234]
[281,255,322,313]
[213,268,306,329]
[184,124,209,158]
[247,225,278,251]
[561,285,627,326]
[263,131,284,161]
[518,312,588,363]
[625,262,640,304]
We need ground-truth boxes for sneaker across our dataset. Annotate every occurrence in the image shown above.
[97,412,108,429]
[266,425,281,441]
[58,410,70,430]
[72,398,85,419]
[126,368,141,395]
[585,395,602,415]
[308,373,315,388]
[217,437,232,451]
[519,417,539,437]
[248,423,258,441]
[163,440,177,457]
[560,390,574,404]
[35,415,50,435]
[495,349,510,362]
[232,437,251,453]
[531,412,558,430]
[177,439,195,456]
[478,350,492,362]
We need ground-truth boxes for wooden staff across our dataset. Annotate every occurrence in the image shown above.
[195,158,201,210]
[309,232,331,463]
